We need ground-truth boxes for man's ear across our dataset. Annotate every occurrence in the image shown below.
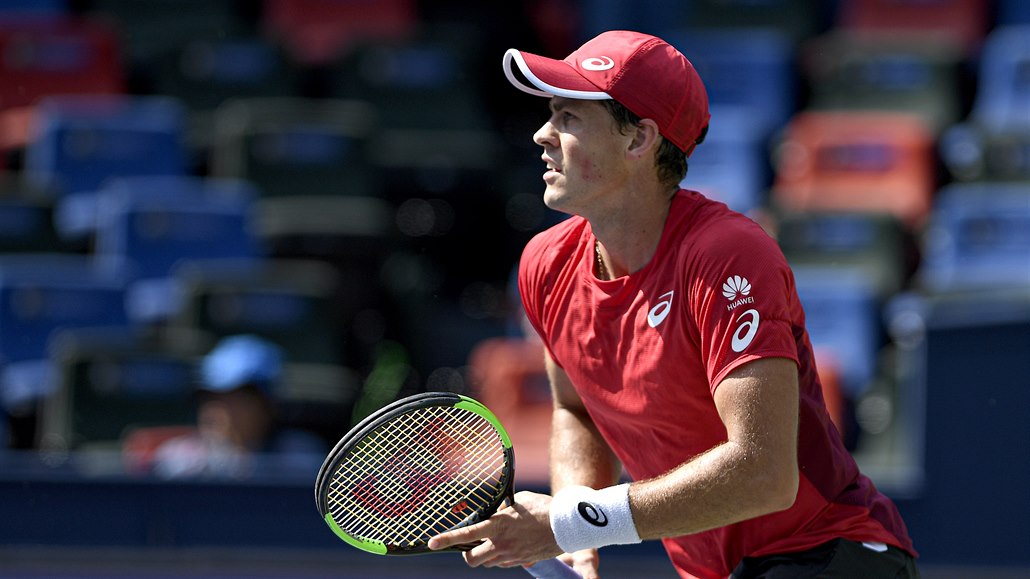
[627,119,661,160]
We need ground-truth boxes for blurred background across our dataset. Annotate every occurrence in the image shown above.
[0,0,1027,577]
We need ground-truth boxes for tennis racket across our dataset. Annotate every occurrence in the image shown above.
[314,391,581,578]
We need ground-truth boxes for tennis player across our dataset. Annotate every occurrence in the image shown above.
[429,30,919,578]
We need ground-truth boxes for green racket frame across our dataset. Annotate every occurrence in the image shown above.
[314,392,516,555]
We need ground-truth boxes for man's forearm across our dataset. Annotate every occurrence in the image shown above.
[629,438,798,540]
[549,404,620,492]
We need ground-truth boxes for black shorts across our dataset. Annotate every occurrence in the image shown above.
[731,538,920,579]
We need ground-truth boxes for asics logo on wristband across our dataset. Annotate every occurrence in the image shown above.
[577,502,609,527]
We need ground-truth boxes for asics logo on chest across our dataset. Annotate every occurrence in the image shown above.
[647,291,674,328]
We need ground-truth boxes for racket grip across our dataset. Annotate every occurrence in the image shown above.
[524,558,582,579]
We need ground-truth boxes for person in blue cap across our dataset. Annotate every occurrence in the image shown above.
[153,334,322,479]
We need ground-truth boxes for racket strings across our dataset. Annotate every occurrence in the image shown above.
[332,411,503,543]
[326,405,508,547]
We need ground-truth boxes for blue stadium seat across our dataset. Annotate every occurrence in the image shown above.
[209,98,379,199]
[777,210,910,297]
[84,176,265,323]
[917,183,1030,293]
[681,105,769,215]
[0,196,61,253]
[329,28,492,131]
[169,259,345,366]
[37,326,206,451]
[793,265,882,397]
[997,0,1030,25]
[662,27,796,137]
[22,95,189,197]
[0,0,67,15]
[801,31,963,134]
[151,37,301,113]
[939,26,1030,182]
[87,0,249,69]
[972,25,1030,134]
[0,255,131,413]
[581,0,826,46]
[92,176,264,280]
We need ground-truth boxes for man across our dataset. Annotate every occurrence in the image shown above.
[429,31,918,578]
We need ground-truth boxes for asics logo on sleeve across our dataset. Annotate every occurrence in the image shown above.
[731,308,760,352]
[647,291,674,328]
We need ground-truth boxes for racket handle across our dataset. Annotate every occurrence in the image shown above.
[524,558,582,579]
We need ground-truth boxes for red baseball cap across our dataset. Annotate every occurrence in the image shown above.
[503,30,710,156]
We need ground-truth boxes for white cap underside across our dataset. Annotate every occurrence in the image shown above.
[503,49,612,100]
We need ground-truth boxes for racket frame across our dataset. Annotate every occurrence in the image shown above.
[315,392,516,556]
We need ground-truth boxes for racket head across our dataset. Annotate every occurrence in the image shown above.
[315,392,515,555]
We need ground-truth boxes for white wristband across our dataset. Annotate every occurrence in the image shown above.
[549,483,641,553]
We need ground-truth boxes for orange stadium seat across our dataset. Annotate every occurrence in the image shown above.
[771,111,937,228]
[0,17,124,112]
[0,17,124,154]
[262,0,416,65]
[837,0,991,54]
[467,336,552,486]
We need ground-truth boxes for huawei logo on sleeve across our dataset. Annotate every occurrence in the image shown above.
[722,275,751,300]
[723,276,755,312]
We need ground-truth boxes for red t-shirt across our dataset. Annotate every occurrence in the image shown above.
[519,190,914,579]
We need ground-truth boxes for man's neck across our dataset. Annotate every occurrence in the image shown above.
[590,187,677,279]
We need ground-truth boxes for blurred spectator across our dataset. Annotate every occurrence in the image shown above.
[149,334,324,479]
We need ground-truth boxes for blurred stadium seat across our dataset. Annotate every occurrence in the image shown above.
[681,105,770,215]
[329,26,494,131]
[87,0,251,74]
[998,0,1030,25]
[168,259,346,366]
[0,17,124,112]
[150,37,301,115]
[582,0,827,45]
[22,95,189,197]
[776,210,911,297]
[37,326,207,452]
[209,97,379,199]
[678,0,828,44]
[467,336,551,486]
[969,25,1030,134]
[801,31,964,134]
[0,187,63,253]
[663,27,795,138]
[836,0,991,54]
[939,26,1030,182]
[794,265,883,397]
[939,25,1030,183]
[771,111,937,228]
[83,176,266,323]
[916,182,1030,293]
[0,255,131,420]
[0,0,67,15]
[262,0,416,65]
[92,176,264,280]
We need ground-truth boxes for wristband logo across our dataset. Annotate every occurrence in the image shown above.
[577,502,609,527]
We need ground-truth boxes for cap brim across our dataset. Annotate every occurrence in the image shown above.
[503,49,611,100]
